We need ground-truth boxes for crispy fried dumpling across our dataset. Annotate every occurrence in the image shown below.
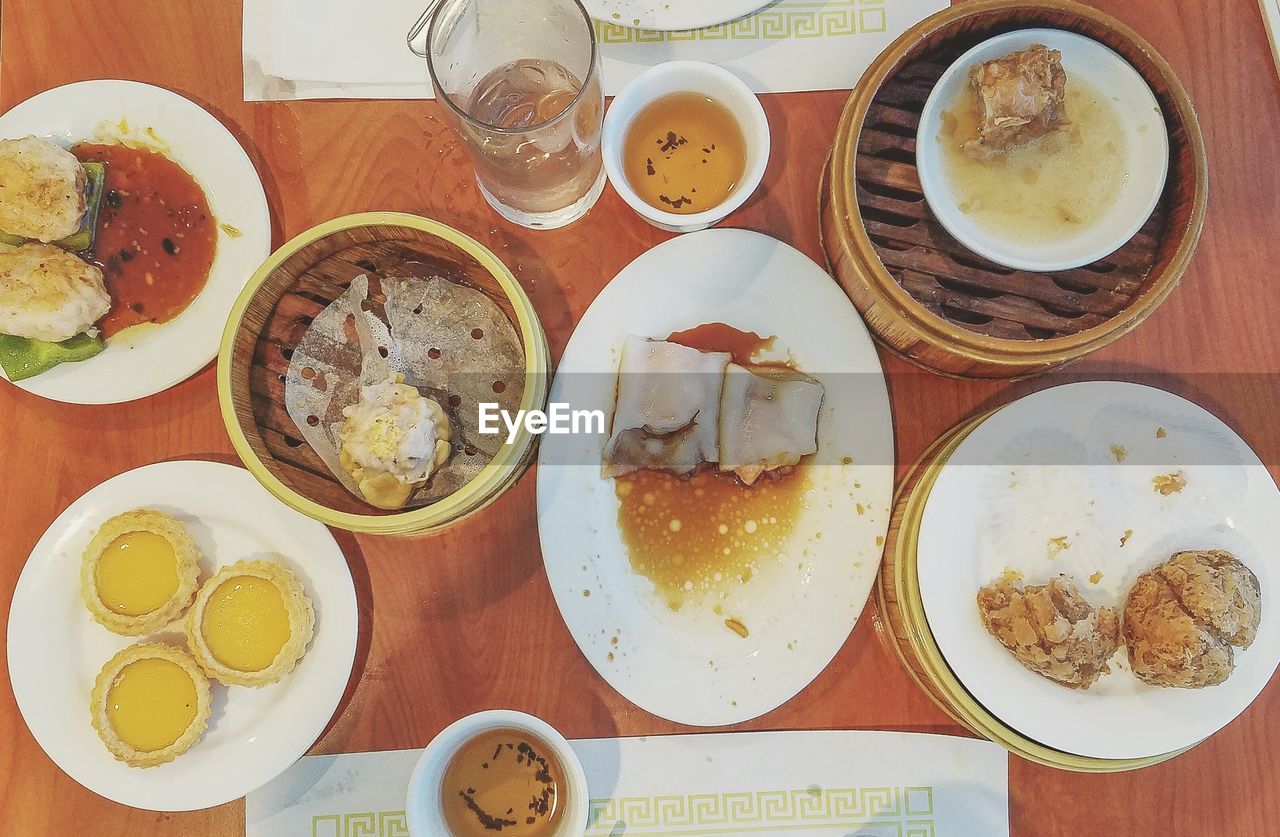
[963,44,1067,159]
[1123,550,1261,688]
[717,363,823,485]
[977,574,1120,689]
[601,336,731,478]
[0,242,110,341]
[0,136,88,242]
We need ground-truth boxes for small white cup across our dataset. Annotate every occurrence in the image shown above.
[405,710,589,837]
[603,60,771,233]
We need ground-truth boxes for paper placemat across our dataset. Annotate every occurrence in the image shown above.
[242,0,949,100]
[246,730,1008,836]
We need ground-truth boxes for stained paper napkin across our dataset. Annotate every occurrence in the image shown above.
[246,730,1008,836]
[242,0,949,100]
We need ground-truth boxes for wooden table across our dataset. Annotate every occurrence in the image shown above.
[2,1,1278,833]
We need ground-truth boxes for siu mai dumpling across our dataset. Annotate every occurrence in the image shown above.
[718,364,824,485]
[601,336,731,478]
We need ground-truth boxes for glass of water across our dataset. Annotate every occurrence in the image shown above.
[410,0,605,230]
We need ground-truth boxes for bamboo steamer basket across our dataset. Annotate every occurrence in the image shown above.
[217,212,549,536]
[820,0,1208,379]
[876,410,1195,771]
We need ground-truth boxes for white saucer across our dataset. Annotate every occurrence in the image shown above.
[585,0,771,31]
[916,29,1168,272]
[7,460,358,811]
[0,80,271,403]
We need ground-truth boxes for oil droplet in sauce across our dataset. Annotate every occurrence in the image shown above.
[616,468,806,610]
[622,92,747,215]
[441,728,564,836]
[937,77,1127,244]
[73,143,217,338]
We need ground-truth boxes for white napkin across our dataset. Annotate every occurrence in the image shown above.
[242,0,950,100]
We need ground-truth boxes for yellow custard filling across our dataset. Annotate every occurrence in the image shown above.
[81,508,201,637]
[106,657,199,752]
[95,531,179,616]
[201,575,291,672]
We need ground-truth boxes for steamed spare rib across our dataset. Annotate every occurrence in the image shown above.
[963,44,1067,158]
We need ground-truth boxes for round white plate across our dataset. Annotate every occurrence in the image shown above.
[0,80,271,404]
[917,382,1280,760]
[537,229,894,726]
[916,29,1168,272]
[7,460,358,811]
[586,0,771,32]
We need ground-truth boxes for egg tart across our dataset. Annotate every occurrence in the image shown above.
[90,642,211,768]
[81,509,201,636]
[186,560,314,687]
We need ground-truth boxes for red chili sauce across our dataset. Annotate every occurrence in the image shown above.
[72,143,217,338]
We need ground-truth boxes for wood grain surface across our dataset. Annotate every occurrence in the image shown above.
[2,0,1278,834]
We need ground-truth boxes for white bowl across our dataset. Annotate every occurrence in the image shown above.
[916,29,1169,272]
[405,710,589,837]
[603,60,770,233]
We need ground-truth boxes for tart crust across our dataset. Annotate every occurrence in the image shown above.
[185,560,315,687]
[80,509,201,636]
[90,642,211,768]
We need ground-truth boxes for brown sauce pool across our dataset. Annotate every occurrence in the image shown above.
[73,143,217,338]
[615,322,809,612]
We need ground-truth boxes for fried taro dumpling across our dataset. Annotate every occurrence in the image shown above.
[717,363,823,485]
[1123,550,1262,688]
[601,336,731,478]
[963,44,1067,158]
[977,574,1120,689]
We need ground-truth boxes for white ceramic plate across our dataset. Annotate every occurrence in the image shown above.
[537,229,894,726]
[7,461,357,811]
[916,29,1168,272]
[585,0,770,32]
[917,382,1280,760]
[0,80,271,404]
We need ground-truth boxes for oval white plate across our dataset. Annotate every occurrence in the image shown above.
[537,229,894,726]
[585,0,770,32]
[0,80,271,404]
[916,29,1168,272]
[917,382,1280,760]
[7,460,357,811]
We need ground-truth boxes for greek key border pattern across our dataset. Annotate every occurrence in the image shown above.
[309,786,934,835]
[596,0,888,44]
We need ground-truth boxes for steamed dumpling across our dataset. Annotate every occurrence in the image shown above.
[338,375,452,509]
[0,242,110,341]
[717,363,824,484]
[601,336,731,478]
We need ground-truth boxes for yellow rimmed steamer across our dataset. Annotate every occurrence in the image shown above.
[218,213,549,535]
[819,0,1208,379]
[876,411,1195,772]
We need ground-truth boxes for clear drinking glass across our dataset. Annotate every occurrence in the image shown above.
[416,0,605,230]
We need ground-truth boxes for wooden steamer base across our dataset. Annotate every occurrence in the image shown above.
[820,0,1208,379]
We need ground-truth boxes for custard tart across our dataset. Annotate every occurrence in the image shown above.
[81,509,201,636]
[186,560,314,687]
[91,642,211,768]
